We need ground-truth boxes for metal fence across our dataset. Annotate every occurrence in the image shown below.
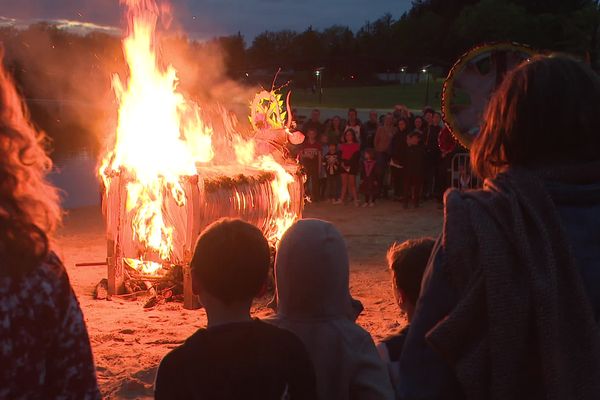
[450,153,482,190]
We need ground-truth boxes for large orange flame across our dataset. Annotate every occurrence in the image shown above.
[101,0,302,275]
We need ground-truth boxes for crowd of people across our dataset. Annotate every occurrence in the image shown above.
[2,54,600,400]
[294,104,463,209]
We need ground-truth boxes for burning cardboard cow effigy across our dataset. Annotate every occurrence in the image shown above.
[98,0,305,309]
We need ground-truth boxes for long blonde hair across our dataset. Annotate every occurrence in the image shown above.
[0,50,61,276]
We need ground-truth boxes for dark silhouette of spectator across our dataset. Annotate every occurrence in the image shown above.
[361,110,379,151]
[377,238,436,395]
[359,148,379,206]
[345,108,362,146]
[390,118,411,200]
[374,113,395,198]
[424,110,442,200]
[398,55,600,400]
[155,219,317,400]
[339,129,361,206]
[299,128,322,202]
[402,131,426,208]
[0,55,100,399]
[325,115,343,145]
[302,108,324,136]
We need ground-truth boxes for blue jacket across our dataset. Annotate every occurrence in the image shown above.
[398,179,600,399]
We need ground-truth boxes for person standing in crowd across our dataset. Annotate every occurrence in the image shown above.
[393,104,413,121]
[302,108,324,137]
[323,143,341,204]
[345,108,362,146]
[390,118,411,201]
[398,55,600,400]
[374,113,395,198]
[156,219,317,399]
[0,57,101,399]
[437,125,461,201]
[339,129,361,206]
[378,238,436,395]
[424,111,442,200]
[360,148,379,207]
[326,115,343,145]
[413,116,426,136]
[361,110,379,152]
[269,219,395,400]
[402,131,426,209]
[319,133,330,201]
[299,128,322,202]
[423,108,434,126]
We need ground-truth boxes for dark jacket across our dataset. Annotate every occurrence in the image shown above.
[403,144,426,178]
[361,121,379,151]
[391,130,410,166]
[398,164,600,400]
[424,125,441,163]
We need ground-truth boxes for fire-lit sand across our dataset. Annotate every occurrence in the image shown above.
[57,201,442,399]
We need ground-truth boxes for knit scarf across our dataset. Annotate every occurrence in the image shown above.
[427,163,600,400]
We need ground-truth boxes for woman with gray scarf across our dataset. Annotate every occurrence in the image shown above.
[397,55,600,400]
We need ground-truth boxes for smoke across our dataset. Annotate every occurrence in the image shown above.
[0,1,259,156]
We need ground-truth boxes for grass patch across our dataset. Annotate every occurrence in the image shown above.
[289,80,444,110]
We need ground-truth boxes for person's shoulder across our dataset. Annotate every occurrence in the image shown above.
[157,329,206,375]
[254,320,309,352]
[25,252,71,301]
[254,319,300,340]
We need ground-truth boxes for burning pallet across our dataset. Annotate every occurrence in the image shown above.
[103,166,303,309]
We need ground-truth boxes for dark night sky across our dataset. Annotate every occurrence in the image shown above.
[0,0,412,40]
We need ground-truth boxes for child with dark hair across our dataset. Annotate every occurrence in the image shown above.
[403,131,426,208]
[360,148,379,207]
[377,238,436,394]
[155,218,317,400]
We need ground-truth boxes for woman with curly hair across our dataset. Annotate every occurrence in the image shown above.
[0,54,101,399]
[397,55,600,399]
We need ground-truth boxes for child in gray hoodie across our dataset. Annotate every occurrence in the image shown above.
[269,219,394,400]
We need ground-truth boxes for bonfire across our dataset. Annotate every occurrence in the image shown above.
[99,0,304,308]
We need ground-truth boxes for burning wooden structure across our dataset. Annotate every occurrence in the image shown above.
[103,166,303,309]
[99,0,305,309]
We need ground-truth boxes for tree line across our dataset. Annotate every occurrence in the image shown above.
[0,0,597,152]
[241,0,600,83]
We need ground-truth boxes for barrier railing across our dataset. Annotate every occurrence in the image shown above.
[450,153,482,190]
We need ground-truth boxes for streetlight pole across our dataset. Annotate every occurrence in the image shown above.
[422,65,432,107]
[315,67,324,104]
[400,66,407,85]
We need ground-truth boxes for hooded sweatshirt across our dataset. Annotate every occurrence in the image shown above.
[268,219,394,400]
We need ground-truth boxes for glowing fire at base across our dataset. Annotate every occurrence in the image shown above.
[100,0,304,277]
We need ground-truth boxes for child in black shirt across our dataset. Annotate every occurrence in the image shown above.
[155,219,317,400]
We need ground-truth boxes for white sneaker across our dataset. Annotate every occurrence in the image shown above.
[369,202,375,207]
[361,203,369,208]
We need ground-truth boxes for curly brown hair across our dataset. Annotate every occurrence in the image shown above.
[471,55,600,179]
[0,51,61,276]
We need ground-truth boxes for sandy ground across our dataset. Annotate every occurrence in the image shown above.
[57,200,443,399]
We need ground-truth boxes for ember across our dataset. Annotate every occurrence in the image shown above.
[99,0,304,307]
